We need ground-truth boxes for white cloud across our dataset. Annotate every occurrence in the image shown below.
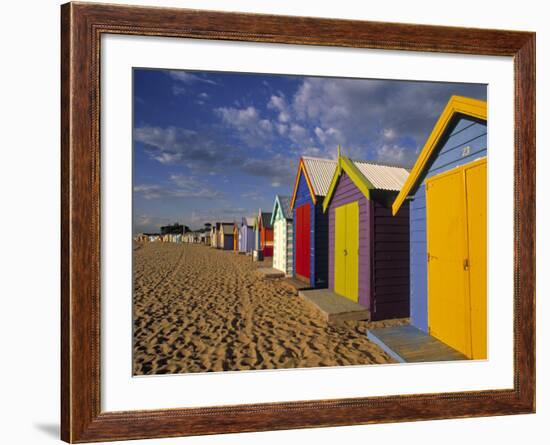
[278,111,290,123]
[301,146,324,158]
[376,143,418,167]
[288,123,312,146]
[314,126,345,149]
[134,126,232,171]
[168,70,217,85]
[172,85,186,96]
[215,106,274,147]
[383,128,397,140]
[133,214,172,234]
[241,191,263,201]
[268,95,286,112]
[268,94,291,123]
[276,123,288,136]
[134,175,223,201]
[240,153,296,187]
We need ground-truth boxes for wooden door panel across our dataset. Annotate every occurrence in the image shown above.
[335,205,346,297]
[335,202,359,302]
[465,160,487,359]
[346,202,359,302]
[296,204,310,279]
[427,170,471,357]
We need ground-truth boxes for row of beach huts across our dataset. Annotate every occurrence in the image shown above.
[137,96,488,362]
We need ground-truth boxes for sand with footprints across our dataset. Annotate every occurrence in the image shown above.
[133,242,407,375]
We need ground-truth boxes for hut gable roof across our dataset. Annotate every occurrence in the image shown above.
[254,211,272,230]
[242,216,255,227]
[270,195,292,224]
[392,95,487,215]
[290,156,337,209]
[258,212,273,230]
[322,150,410,212]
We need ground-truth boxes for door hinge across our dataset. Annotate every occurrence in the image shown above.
[463,258,470,271]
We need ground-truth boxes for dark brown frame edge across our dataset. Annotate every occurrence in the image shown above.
[61,2,536,443]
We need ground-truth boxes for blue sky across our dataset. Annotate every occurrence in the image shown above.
[133,68,486,233]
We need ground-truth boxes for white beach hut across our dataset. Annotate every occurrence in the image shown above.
[271,195,293,276]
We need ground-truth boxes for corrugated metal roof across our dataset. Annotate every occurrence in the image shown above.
[278,195,292,220]
[302,157,338,197]
[352,160,409,191]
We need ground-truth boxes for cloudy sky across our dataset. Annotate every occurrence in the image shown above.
[133,68,486,234]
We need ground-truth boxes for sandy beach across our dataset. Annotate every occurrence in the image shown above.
[133,242,408,375]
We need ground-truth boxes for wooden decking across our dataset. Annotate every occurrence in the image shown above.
[298,289,370,324]
[255,268,286,279]
[283,277,311,291]
[367,325,468,363]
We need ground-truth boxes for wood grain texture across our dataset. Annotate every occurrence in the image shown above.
[60,2,536,443]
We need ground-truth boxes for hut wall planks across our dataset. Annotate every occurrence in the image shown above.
[373,199,410,320]
[314,201,330,289]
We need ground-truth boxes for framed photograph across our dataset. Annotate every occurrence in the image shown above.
[61,2,535,442]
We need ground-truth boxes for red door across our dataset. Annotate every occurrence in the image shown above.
[295,203,311,280]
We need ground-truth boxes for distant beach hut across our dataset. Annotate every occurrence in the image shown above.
[322,148,410,320]
[200,231,211,246]
[216,224,223,248]
[271,195,293,276]
[210,224,218,248]
[239,217,255,254]
[135,233,148,243]
[256,211,274,257]
[220,223,235,250]
[254,217,260,252]
[290,156,337,288]
[233,223,239,252]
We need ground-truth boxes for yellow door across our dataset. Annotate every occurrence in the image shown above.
[335,206,346,298]
[346,202,359,301]
[427,170,471,357]
[465,160,487,359]
[334,202,359,302]
[426,158,487,359]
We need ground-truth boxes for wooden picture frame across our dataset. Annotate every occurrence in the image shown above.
[61,2,535,442]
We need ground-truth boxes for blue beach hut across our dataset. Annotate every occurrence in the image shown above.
[239,217,255,254]
[290,157,337,288]
[368,95,488,362]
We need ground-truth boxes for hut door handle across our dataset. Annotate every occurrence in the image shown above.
[343,249,348,256]
[463,258,470,271]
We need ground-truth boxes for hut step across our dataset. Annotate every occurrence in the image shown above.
[298,289,370,324]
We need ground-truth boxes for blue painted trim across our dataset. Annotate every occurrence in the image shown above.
[310,202,315,287]
[366,330,406,363]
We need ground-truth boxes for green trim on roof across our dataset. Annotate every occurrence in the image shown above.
[322,153,373,212]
